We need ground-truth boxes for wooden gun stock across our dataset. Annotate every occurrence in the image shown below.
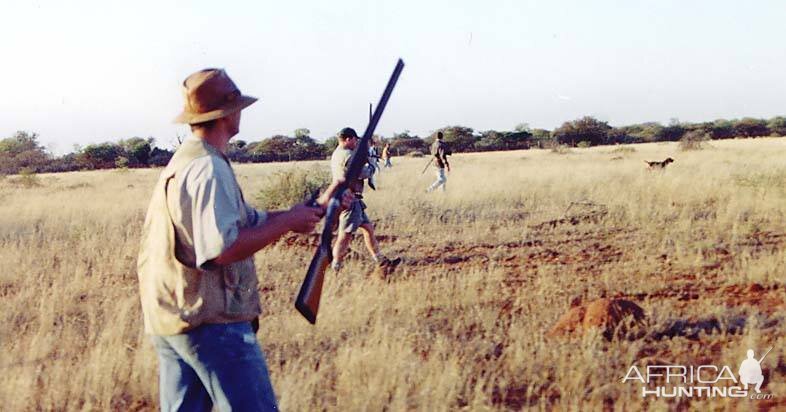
[295,244,333,324]
[295,58,404,324]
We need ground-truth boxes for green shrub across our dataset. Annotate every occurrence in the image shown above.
[407,151,425,157]
[576,141,591,148]
[255,165,331,210]
[115,156,130,170]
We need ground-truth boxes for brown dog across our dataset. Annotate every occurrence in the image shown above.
[644,157,674,169]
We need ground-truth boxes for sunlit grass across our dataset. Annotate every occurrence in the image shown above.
[1,138,785,410]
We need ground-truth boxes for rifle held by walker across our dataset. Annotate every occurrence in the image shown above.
[295,59,405,324]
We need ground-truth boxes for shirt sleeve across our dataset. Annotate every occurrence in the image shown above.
[245,203,268,227]
[183,157,243,270]
[331,149,351,181]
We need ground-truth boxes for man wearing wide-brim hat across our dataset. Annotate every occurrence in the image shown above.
[137,68,347,411]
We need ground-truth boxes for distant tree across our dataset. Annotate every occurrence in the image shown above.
[435,126,477,152]
[767,116,786,136]
[115,156,130,169]
[251,135,296,162]
[323,136,339,154]
[709,119,735,139]
[148,147,174,166]
[393,130,413,139]
[733,118,769,137]
[247,134,323,162]
[119,137,153,166]
[388,131,427,155]
[475,130,505,151]
[606,127,639,144]
[79,143,123,169]
[294,128,311,139]
[38,153,81,173]
[475,130,531,151]
[0,131,50,174]
[661,122,687,142]
[528,128,553,148]
[291,134,323,160]
[0,131,42,155]
[227,139,252,162]
[553,116,611,146]
[531,129,551,140]
[514,122,531,133]
[690,121,714,137]
[624,122,664,143]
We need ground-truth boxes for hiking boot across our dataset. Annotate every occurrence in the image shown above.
[387,257,402,268]
[377,256,402,270]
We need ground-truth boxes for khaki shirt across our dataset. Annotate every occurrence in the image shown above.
[330,146,372,195]
[137,137,262,335]
[167,151,266,270]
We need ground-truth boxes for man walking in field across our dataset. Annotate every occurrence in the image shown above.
[426,131,450,192]
[381,142,392,168]
[330,127,400,273]
[137,68,346,411]
[367,138,381,189]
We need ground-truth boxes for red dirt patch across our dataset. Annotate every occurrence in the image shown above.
[547,298,645,339]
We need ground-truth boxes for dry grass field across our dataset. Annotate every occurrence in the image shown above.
[2,138,786,410]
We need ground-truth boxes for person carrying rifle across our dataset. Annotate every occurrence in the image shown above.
[426,131,451,192]
[137,68,348,411]
[330,127,401,272]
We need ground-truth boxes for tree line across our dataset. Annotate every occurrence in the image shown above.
[2,116,786,175]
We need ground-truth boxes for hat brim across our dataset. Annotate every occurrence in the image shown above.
[173,95,258,125]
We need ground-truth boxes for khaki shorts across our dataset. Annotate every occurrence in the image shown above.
[338,199,371,233]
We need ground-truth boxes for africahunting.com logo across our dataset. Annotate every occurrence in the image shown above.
[622,348,774,400]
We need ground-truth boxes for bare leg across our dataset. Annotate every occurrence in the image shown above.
[359,223,381,258]
[332,231,353,270]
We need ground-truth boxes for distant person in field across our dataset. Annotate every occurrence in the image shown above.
[330,127,401,273]
[367,138,380,189]
[137,68,348,411]
[382,142,393,168]
[739,349,765,393]
[426,131,451,193]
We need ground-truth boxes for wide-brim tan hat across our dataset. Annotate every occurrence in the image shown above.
[174,68,258,125]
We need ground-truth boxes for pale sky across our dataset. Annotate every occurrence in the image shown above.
[2,0,785,154]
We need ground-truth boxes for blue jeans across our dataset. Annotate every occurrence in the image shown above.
[151,322,278,411]
[427,168,447,192]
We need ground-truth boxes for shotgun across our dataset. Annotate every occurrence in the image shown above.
[295,58,405,324]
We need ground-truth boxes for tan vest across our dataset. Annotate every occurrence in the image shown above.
[137,138,260,335]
